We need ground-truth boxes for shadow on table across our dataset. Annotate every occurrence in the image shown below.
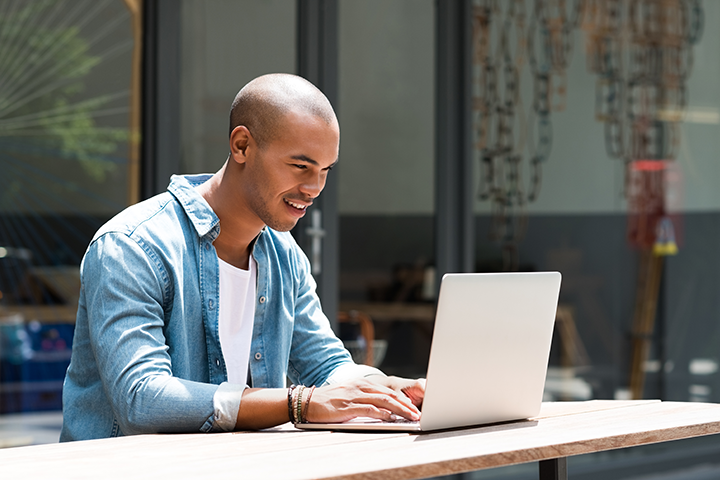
[411,419,539,441]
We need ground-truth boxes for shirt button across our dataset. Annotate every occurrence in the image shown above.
[205,243,210,251]
[208,299,214,309]
[258,296,266,304]
[254,352,262,360]
[215,359,220,366]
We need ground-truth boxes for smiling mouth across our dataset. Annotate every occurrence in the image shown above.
[284,199,309,211]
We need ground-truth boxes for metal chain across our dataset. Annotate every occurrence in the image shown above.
[474,0,703,265]
[473,0,578,270]
[584,0,702,164]
[582,0,702,251]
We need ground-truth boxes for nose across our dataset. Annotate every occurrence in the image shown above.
[299,172,326,198]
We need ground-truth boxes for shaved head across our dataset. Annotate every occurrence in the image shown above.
[229,73,338,148]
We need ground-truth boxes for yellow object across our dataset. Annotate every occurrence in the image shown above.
[653,217,679,256]
[653,241,678,256]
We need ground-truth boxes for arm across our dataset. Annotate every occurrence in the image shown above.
[83,233,221,434]
[235,236,423,429]
[235,378,422,430]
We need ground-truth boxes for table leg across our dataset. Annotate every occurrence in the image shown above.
[539,457,568,480]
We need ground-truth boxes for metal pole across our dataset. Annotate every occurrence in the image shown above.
[539,458,568,480]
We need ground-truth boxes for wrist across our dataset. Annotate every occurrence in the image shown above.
[236,388,290,430]
[287,384,316,424]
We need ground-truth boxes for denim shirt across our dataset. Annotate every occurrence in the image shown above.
[61,174,380,441]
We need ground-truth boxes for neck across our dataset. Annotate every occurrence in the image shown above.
[196,162,264,269]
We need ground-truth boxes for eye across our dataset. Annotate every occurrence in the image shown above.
[293,164,308,170]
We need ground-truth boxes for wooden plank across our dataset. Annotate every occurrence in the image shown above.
[0,427,406,463]
[0,401,625,463]
[535,399,660,419]
[209,402,720,479]
[278,401,720,480]
[1,401,719,480]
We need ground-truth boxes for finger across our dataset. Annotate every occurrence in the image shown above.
[356,383,420,413]
[365,376,425,408]
[384,385,422,413]
[306,385,420,423]
[306,385,405,421]
[354,393,421,421]
[348,404,396,421]
[401,379,427,406]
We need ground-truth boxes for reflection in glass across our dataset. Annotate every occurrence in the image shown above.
[471,0,718,406]
[0,0,137,415]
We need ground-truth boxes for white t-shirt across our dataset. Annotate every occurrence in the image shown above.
[218,256,257,385]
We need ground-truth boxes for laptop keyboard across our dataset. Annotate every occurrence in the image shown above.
[342,415,419,426]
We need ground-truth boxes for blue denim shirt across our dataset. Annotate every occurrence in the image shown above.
[61,174,379,441]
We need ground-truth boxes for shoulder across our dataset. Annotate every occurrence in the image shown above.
[86,192,199,277]
[92,192,178,242]
[80,195,188,301]
[92,174,218,247]
[83,192,181,266]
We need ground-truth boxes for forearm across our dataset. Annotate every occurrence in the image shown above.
[235,379,422,430]
[236,388,290,430]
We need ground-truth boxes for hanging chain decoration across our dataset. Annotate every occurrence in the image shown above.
[581,0,703,253]
[473,0,702,269]
[473,0,580,270]
[579,0,703,400]
[473,0,704,400]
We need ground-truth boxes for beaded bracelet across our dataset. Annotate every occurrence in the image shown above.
[287,385,297,423]
[293,385,306,423]
[291,385,300,423]
[302,385,316,423]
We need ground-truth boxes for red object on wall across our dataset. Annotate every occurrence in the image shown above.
[626,160,683,253]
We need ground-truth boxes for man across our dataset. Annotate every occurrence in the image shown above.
[61,73,424,441]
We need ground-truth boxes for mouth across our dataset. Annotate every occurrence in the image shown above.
[284,199,309,211]
[283,198,312,219]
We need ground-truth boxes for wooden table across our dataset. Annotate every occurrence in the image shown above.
[2,400,720,479]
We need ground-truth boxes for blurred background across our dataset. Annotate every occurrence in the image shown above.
[1,1,720,478]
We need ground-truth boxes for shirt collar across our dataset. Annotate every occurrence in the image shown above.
[167,174,220,239]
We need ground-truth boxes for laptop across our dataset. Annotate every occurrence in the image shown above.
[296,271,562,432]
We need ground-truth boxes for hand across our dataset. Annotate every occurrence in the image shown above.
[305,377,422,423]
[364,375,426,408]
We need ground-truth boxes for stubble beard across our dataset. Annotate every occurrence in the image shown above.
[249,195,299,232]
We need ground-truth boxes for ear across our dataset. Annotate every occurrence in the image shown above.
[229,126,253,165]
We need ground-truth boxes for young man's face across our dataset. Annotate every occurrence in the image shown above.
[242,109,339,232]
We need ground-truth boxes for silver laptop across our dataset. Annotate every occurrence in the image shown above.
[297,271,562,432]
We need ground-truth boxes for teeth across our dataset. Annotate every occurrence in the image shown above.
[286,200,307,210]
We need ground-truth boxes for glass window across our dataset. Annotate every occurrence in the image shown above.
[469,0,720,477]
[472,0,716,404]
[179,0,296,175]
[0,0,138,415]
[337,0,435,377]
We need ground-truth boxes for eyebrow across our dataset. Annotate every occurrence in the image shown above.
[290,154,338,169]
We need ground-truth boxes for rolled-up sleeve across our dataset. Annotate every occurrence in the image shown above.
[213,383,247,430]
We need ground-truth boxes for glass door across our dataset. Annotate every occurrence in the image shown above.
[336,0,436,377]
